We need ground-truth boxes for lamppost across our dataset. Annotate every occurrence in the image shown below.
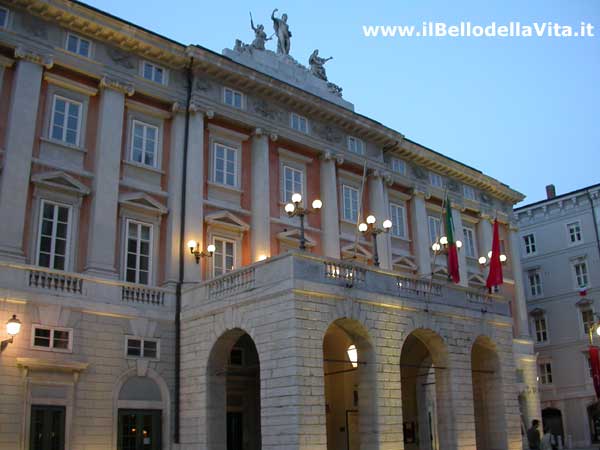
[431,235,463,253]
[187,240,216,264]
[358,215,392,267]
[477,250,508,267]
[285,193,322,250]
[1,314,22,353]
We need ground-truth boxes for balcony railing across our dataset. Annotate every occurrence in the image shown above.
[207,267,255,298]
[28,268,83,294]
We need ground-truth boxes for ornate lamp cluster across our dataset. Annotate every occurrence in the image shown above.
[285,193,322,250]
[187,240,216,264]
[358,215,392,267]
[478,250,508,266]
[431,235,462,253]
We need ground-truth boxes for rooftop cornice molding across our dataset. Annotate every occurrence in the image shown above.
[515,186,600,215]
[14,45,53,68]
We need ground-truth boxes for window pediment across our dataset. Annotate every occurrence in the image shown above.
[341,243,372,260]
[392,255,417,271]
[119,192,167,215]
[277,229,316,248]
[32,171,90,196]
[205,211,249,232]
[529,307,546,317]
[468,273,487,287]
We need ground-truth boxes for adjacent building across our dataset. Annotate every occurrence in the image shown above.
[516,183,600,448]
[0,1,540,449]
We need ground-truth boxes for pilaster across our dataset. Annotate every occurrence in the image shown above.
[509,224,532,338]
[451,203,469,287]
[409,190,431,278]
[368,170,391,269]
[250,129,271,261]
[319,151,341,259]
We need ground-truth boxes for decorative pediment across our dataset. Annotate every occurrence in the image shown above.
[468,273,487,287]
[529,307,546,317]
[341,243,373,260]
[205,211,249,232]
[432,264,449,277]
[277,229,316,248]
[119,192,167,215]
[32,171,90,196]
[392,255,417,271]
[576,298,593,309]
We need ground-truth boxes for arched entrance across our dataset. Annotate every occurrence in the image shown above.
[323,319,377,450]
[471,336,507,450]
[542,407,564,446]
[400,329,450,450]
[207,329,261,450]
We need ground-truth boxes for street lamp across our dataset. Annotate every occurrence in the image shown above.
[285,193,322,250]
[187,240,216,264]
[431,235,463,253]
[478,250,508,266]
[358,214,392,267]
[1,314,22,353]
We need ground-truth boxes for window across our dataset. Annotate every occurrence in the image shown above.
[126,336,159,359]
[223,87,243,108]
[391,158,406,175]
[213,238,235,277]
[463,226,477,258]
[213,143,237,187]
[0,7,8,28]
[50,95,81,146]
[347,136,364,155]
[463,185,477,201]
[428,216,441,246]
[527,270,543,297]
[37,200,71,271]
[130,121,158,167]
[389,203,406,238]
[538,362,553,385]
[32,326,72,352]
[523,234,536,255]
[582,309,595,335]
[574,261,589,288]
[342,185,359,222]
[533,316,548,343]
[429,172,443,188]
[142,61,165,84]
[125,220,152,285]
[66,33,91,57]
[290,113,308,133]
[567,221,582,244]
[283,165,303,203]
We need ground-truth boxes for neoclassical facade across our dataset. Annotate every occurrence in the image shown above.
[0,1,540,449]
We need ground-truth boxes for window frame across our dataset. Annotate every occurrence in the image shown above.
[0,6,9,29]
[527,269,543,297]
[123,219,153,286]
[31,325,73,353]
[212,142,239,188]
[538,361,553,385]
[389,202,407,239]
[463,185,477,201]
[522,233,537,256]
[223,87,244,109]
[462,226,477,258]
[428,216,441,246]
[391,158,406,176]
[211,236,237,278]
[429,172,443,188]
[341,184,360,223]
[581,308,595,336]
[573,259,589,289]
[49,94,83,147]
[282,165,304,204]
[124,335,160,360]
[65,32,91,58]
[129,119,159,168]
[347,136,365,155]
[567,221,583,246]
[141,60,167,85]
[290,112,309,134]
[35,199,72,272]
[532,315,549,343]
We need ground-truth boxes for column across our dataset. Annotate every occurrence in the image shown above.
[85,77,131,277]
[509,225,531,338]
[250,129,270,261]
[0,50,49,261]
[451,204,469,287]
[368,171,391,269]
[476,213,493,260]
[410,190,431,278]
[319,153,340,259]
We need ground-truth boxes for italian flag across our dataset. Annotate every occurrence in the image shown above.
[445,198,460,284]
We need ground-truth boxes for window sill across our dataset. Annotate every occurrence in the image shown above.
[207,180,243,194]
[31,345,73,354]
[123,159,164,175]
[40,136,87,153]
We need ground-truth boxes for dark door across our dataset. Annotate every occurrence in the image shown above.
[227,412,243,450]
[118,409,161,450]
[29,405,65,450]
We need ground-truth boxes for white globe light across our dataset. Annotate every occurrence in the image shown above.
[456,240,463,249]
[500,254,507,263]
[6,315,21,336]
[488,251,493,259]
[596,326,600,337]
[291,193,302,204]
[187,239,198,252]
[347,344,358,368]
[358,223,368,232]
[312,199,323,210]
[285,203,295,214]
[432,242,441,252]
[382,219,392,230]
[478,256,487,265]
[207,244,216,254]
[439,236,448,246]
[366,215,376,225]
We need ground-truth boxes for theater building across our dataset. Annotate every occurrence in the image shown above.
[0,1,540,449]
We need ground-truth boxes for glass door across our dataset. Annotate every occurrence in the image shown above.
[29,405,65,450]
[118,409,161,450]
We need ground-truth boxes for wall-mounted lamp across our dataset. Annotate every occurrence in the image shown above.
[347,344,358,368]
[478,250,508,266]
[1,314,22,353]
[187,240,216,264]
[358,215,392,267]
[285,193,322,250]
[431,235,463,253]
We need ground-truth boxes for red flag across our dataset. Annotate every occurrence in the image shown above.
[486,219,504,291]
[444,198,460,284]
[590,346,600,399]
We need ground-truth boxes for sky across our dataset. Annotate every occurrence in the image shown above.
[83,0,600,206]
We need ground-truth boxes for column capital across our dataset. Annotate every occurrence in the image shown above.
[450,201,466,212]
[319,150,343,165]
[368,168,382,179]
[99,76,134,96]
[14,46,53,69]
[411,188,427,199]
[479,212,492,222]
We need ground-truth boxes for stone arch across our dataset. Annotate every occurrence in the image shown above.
[323,317,378,450]
[111,367,171,450]
[206,327,261,450]
[471,335,507,450]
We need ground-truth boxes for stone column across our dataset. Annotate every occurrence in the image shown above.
[476,214,493,261]
[85,77,132,277]
[509,225,531,338]
[409,190,431,278]
[0,49,50,261]
[368,171,391,270]
[451,204,469,287]
[250,129,270,262]
[319,152,340,259]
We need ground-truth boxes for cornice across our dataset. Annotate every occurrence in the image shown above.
[44,72,98,96]
[99,76,134,96]
[14,46,53,68]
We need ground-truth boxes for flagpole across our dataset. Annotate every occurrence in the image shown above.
[426,188,449,309]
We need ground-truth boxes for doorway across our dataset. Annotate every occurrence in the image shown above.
[29,405,65,450]
[117,409,162,450]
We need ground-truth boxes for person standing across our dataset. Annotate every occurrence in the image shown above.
[527,419,541,450]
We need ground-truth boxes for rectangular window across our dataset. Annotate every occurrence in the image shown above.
[50,95,81,146]
[130,120,158,167]
[290,113,308,134]
[574,261,589,288]
[389,203,407,239]
[523,234,536,255]
[213,143,237,187]
[428,216,441,246]
[391,158,406,175]
[125,220,152,285]
[342,185,359,223]
[463,185,477,201]
[429,172,443,188]
[534,316,548,343]
[66,33,91,58]
[126,336,159,359]
[32,326,72,352]
[283,165,303,203]
[568,221,582,244]
[223,87,243,108]
[582,309,595,335]
[347,136,365,155]
[538,362,553,385]
[463,226,477,258]
[527,270,543,297]
[213,238,235,277]
[0,7,9,28]
[37,200,71,271]
[142,61,165,84]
